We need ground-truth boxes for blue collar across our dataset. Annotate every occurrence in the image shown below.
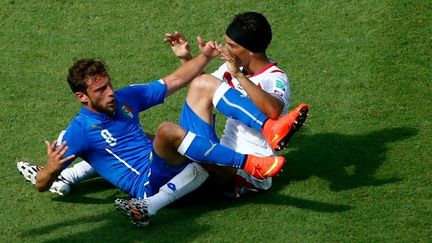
[79,106,114,121]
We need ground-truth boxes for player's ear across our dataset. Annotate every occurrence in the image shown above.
[75,92,89,104]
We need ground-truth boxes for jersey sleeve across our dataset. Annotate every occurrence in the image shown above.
[57,123,88,168]
[260,72,291,108]
[211,63,228,80]
[122,80,167,112]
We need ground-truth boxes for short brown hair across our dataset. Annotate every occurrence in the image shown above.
[67,58,109,93]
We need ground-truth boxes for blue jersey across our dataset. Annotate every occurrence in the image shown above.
[60,80,167,198]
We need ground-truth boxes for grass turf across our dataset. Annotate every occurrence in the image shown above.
[0,0,431,241]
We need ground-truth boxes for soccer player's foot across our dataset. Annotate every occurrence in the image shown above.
[243,155,285,180]
[262,103,309,151]
[224,169,272,198]
[235,169,272,191]
[17,161,42,184]
[17,161,71,196]
[114,198,150,227]
[48,176,72,196]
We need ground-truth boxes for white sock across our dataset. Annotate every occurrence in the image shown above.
[60,160,98,184]
[146,162,208,216]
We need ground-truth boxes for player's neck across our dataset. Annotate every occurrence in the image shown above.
[244,54,271,76]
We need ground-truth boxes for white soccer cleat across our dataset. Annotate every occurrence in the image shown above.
[48,176,71,196]
[17,161,71,196]
[17,161,39,184]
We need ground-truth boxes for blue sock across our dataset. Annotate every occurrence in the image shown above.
[177,132,245,168]
[212,82,267,131]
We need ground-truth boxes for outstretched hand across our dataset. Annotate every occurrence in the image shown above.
[164,31,191,59]
[218,45,242,77]
[45,140,75,172]
[197,36,221,59]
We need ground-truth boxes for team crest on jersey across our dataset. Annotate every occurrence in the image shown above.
[121,104,134,118]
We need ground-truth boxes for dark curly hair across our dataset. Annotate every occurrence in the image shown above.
[67,59,109,93]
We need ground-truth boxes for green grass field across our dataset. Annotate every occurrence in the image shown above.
[1,0,431,241]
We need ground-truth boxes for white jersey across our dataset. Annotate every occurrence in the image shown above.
[211,61,291,157]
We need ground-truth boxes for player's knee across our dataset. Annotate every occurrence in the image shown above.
[190,74,220,95]
[156,122,185,142]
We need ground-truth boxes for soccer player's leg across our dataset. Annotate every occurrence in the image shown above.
[181,101,286,179]
[59,160,99,185]
[173,128,284,179]
[153,108,284,182]
[115,157,208,227]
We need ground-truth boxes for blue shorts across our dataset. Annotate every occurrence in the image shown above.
[178,101,219,143]
[144,102,219,196]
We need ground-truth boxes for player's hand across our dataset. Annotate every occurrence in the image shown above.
[45,140,75,173]
[197,36,221,59]
[218,45,242,77]
[164,32,192,59]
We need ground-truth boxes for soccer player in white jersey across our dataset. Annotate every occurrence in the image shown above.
[164,12,308,196]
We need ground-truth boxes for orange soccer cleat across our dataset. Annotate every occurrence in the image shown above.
[243,155,285,180]
[262,103,309,151]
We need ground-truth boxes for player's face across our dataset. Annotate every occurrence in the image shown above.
[223,35,250,66]
[84,75,116,116]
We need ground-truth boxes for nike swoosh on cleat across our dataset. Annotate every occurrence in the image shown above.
[270,134,279,143]
[263,158,280,176]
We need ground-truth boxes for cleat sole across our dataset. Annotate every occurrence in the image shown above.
[275,106,309,151]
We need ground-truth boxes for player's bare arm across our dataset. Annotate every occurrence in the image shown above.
[35,141,75,192]
[219,45,283,119]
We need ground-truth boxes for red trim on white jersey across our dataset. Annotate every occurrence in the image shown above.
[249,62,280,77]
[223,72,235,88]
[223,71,264,90]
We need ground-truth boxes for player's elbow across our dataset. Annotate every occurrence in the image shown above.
[164,75,186,96]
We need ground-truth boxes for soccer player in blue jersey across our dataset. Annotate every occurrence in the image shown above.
[34,36,305,226]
